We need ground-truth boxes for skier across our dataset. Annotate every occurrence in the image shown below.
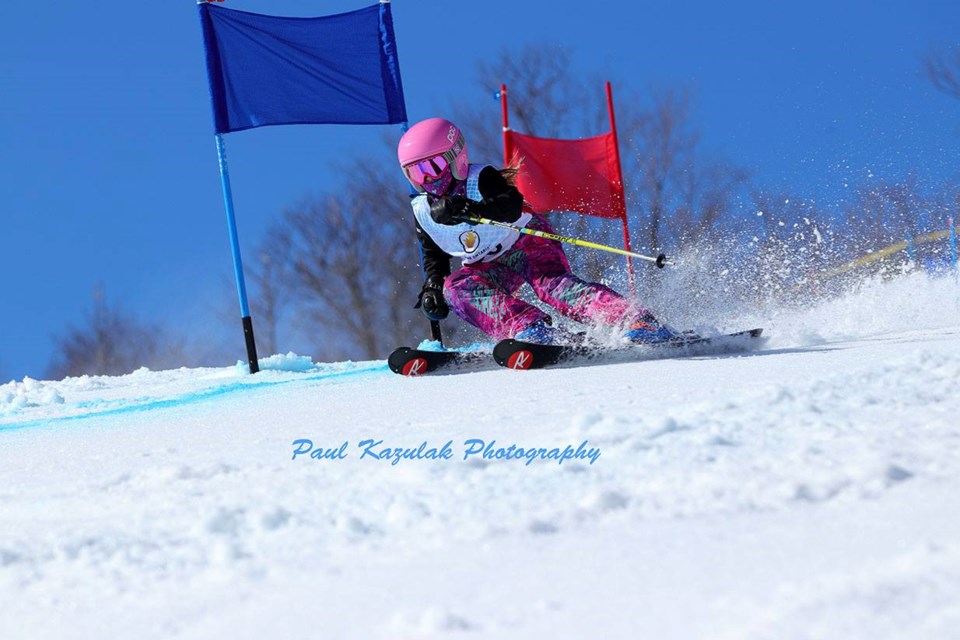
[398,117,675,346]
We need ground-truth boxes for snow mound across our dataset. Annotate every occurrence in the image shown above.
[0,377,64,416]
[760,271,960,349]
[233,351,318,373]
[1,272,959,638]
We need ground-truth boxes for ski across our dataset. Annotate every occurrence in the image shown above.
[387,347,490,376]
[493,328,765,370]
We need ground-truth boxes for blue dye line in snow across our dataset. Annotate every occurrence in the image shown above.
[0,362,389,433]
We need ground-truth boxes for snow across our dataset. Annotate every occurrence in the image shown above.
[2,272,960,639]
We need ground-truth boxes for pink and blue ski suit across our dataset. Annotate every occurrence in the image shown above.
[412,163,647,339]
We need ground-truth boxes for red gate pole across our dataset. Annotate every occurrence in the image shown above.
[606,81,636,296]
[500,83,510,166]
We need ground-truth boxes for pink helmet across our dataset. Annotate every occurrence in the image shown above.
[398,118,469,195]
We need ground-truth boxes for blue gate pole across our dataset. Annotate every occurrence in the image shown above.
[215,133,260,373]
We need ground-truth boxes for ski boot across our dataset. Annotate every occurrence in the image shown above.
[515,320,579,346]
[624,313,677,344]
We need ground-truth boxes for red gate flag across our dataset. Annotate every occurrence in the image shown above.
[503,130,626,219]
[500,82,635,291]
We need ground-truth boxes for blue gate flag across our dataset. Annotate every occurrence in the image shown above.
[198,2,408,134]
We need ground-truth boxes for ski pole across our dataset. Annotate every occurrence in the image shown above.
[460,215,671,268]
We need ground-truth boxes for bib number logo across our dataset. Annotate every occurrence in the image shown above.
[459,230,480,254]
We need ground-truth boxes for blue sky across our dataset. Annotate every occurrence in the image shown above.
[1,0,958,381]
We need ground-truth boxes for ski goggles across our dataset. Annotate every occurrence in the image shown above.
[402,132,465,187]
[402,154,450,186]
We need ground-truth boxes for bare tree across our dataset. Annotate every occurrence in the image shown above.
[616,87,709,254]
[272,158,442,360]
[843,177,926,257]
[673,162,751,247]
[925,47,960,101]
[621,88,701,252]
[468,46,601,149]
[613,86,755,309]
[47,287,186,379]
[246,226,291,357]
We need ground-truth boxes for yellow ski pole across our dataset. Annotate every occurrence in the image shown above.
[460,215,671,268]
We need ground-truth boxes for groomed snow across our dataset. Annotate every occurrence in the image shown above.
[2,272,960,639]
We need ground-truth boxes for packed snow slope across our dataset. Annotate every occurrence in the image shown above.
[2,272,960,640]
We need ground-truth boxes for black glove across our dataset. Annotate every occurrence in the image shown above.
[469,195,522,224]
[414,277,449,321]
[429,195,470,226]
